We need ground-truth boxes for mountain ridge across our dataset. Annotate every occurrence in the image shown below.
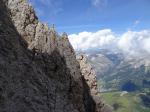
[84,49,150,91]
[0,0,112,112]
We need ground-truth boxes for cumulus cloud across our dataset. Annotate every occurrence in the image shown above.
[69,29,117,50]
[69,29,150,57]
[118,30,150,56]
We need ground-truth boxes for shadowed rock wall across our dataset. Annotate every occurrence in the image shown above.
[0,0,112,112]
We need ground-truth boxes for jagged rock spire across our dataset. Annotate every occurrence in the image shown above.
[62,32,68,38]
[50,24,56,32]
[1,0,112,112]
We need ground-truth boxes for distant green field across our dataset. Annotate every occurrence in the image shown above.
[101,91,150,112]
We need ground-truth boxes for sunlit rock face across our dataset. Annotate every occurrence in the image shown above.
[77,55,113,112]
[0,0,112,112]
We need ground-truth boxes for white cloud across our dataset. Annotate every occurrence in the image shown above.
[69,29,117,50]
[69,29,150,57]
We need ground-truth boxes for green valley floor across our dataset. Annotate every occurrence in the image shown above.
[101,91,150,112]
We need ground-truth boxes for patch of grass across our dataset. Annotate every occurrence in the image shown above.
[101,91,150,112]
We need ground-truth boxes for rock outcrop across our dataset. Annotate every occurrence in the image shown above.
[77,55,113,112]
[0,0,112,112]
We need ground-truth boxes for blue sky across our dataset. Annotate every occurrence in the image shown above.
[29,0,150,34]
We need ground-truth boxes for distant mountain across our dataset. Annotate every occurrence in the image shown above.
[82,49,150,92]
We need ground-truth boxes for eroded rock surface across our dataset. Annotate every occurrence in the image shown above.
[77,55,113,112]
[0,0,112,112]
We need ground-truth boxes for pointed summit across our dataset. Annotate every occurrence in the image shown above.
[62,32,68,39]
[50,24,56,32]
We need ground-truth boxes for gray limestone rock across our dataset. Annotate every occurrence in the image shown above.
[0,0,112,112]
[77,55,113,112]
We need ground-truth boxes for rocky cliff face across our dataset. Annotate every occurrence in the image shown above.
[0,0,111,112]
[77,55,113,112]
